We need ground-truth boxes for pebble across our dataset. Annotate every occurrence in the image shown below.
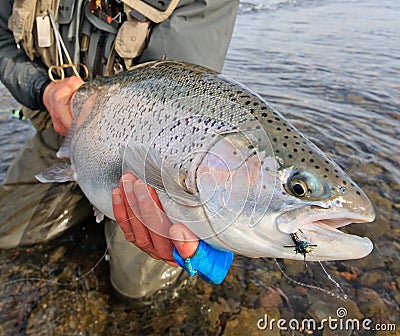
[26,290,108,335]
[260,287,284,310]
[224,307,280,336]
[358,270,390,288]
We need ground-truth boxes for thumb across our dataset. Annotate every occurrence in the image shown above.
[169,223,199,259]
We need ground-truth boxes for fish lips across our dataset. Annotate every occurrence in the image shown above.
[276,205,375,261]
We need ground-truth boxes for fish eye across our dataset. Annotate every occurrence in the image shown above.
[286,171,326,199]
[291,181,307,197]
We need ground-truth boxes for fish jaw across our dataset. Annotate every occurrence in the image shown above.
[273,204,374,261]
[203,205,374,261]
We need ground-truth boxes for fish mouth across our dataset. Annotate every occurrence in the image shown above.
[276,206,375,261]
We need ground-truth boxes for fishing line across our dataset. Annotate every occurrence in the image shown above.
[1,226,118,290]
[318,261,347,300]
[274,258,348,301]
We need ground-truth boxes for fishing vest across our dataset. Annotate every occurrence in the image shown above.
[8,0,178,129]
[9,0,179,77]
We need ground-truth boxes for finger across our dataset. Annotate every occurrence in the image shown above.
[121,178,156,256]
[134,180,175,262]
[169,223,199,259]
[112,188,136,243]
[121,173,141,221]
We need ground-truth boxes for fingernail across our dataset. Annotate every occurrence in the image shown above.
[134,181,148,201]
[170,229,185,245]
[112,190,122,204]
[122,179,134,193]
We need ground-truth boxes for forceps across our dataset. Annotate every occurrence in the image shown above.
[47,12,89,82]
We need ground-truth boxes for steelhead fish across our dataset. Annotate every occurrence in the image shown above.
[37,61,375,261]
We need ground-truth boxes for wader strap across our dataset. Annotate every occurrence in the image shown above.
[86,30,102,80]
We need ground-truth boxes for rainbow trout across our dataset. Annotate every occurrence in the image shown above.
[37,61,375,261]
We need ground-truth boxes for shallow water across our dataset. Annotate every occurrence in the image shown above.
[0,0,399,334]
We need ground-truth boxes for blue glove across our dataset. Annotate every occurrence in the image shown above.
[173,240,234,284]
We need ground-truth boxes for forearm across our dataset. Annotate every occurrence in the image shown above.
[0,0,50,110]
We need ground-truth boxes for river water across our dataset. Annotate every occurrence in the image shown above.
[0,0,399,335]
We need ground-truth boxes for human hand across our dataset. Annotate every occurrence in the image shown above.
[112,172,199,267]
[42,76,84,135]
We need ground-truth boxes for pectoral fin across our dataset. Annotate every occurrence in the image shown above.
[93,206,105,223]
[120,145,199,207]
[56,121,77,159]
[35,163,76,183]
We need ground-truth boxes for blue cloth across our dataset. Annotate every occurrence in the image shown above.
[173,240,234,284]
